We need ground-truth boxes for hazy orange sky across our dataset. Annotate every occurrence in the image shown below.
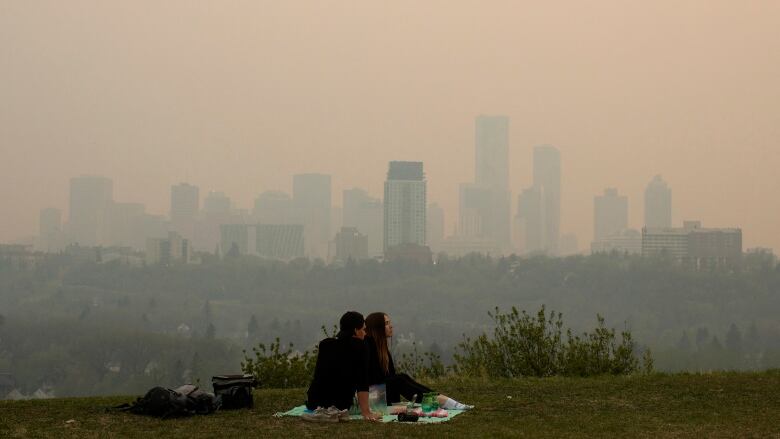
[2,1,779,251]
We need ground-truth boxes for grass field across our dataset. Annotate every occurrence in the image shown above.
[2,372,780,438]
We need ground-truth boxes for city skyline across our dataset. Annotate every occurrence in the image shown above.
[2,2,779,251]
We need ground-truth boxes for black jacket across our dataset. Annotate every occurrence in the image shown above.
[305,336,369,410]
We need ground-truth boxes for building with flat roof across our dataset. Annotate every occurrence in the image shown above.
[256,224,304,260]
[68,175,113,246]
[343,188,383,257]
[642,221,741,268]
[591,228,642,255]
[145,232,190,265]
[533,145,560,254]
[293,174,331,259]
[220,224,249,256]
[170,183,199,240]
[645,175,672,228]
[384,161,427,254]
[594,188,628,241]
[333,227,368,262]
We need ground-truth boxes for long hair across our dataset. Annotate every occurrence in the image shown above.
[337,311,364,339]
[365,312,390,375]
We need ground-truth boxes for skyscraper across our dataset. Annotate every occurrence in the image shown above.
[593,188,628,241]
[516,185,544,253]
[644,175,672,228]
[293,173,331,258]
[343,188,383,257]
[458,183,492,238]
[532,145,561,254]
[68,175,113,246]
[475,115,509,189]
[170,183,199,239]
[196,191,232,251]
[253,191,295,224]
[107,202,146,248]
[384,161,426,253]
[426,203,444,253]
[38,208,62,252]
[472,115,511,249]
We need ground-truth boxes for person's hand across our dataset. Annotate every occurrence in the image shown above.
[362,411,381,422]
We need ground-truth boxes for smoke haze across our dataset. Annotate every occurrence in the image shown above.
[2,1,779,250]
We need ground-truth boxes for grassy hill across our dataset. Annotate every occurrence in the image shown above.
[2,372,780,438]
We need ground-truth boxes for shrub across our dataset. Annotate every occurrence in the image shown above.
[395,341,446,380]
[241,338,316,388]
[453,306,650,377]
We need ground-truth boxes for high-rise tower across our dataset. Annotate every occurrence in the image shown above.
[532,145,561,254]
[593,188,628,241]
[383,161,426,253]
[467,115,511,249]
[644,175,672,228]
[68,175,113,246]
[170,183,199,240]
[293,173,332,258]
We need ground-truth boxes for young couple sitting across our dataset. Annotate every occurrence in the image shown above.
[305,311,472,421]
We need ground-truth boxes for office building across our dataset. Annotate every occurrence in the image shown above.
[426,203,445,253]
[472,115,511,249]
[644,175,672,228]
[68,175,113,246]
[533,145,561,254]
[195,191,232,251]
[343,188,383,257]
[594,188,628,241]
[220,224,249,256]
[106,202,146,248]
[384,161,427,253]
[38,208,63,252]
[145,232,190,265]
[253,191,296,224]
[591,228,642,255]
[515,185,544,254]
[333,227,369,262]
[293,174,331,259]
[256,224,305,260]
[475,115,509,190]
[642,221,742,268]
[170,183,199,240]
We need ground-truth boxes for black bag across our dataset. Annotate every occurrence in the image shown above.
[212,374,256,409]
[116,385,218,418]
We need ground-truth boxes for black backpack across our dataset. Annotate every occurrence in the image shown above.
[212,374,256,409]
[116,385,219,418]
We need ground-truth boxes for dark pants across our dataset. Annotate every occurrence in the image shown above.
[386,373,433,404]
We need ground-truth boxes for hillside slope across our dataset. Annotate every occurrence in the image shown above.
[2,372,780,438]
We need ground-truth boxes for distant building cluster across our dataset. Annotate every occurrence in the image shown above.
[24,116,752,265]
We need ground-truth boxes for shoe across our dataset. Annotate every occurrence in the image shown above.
[457,404,474,410]
[325,406,351,422]
[302,407,340,423]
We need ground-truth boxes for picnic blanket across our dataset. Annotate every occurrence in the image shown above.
[274,405,467,424]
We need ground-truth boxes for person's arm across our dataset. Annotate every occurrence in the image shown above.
[357,390,379,421]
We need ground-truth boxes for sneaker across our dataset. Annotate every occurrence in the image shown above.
[302,407,340,423]
[325,406,351,422]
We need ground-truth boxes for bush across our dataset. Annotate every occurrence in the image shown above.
[453,306,650,377]
[241,338,316,388]
[395,341,446,380]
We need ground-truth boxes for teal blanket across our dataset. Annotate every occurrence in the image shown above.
[274,405,467,424]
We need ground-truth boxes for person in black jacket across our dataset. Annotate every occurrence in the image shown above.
[365,312,473,410]
[305,311,380,420]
